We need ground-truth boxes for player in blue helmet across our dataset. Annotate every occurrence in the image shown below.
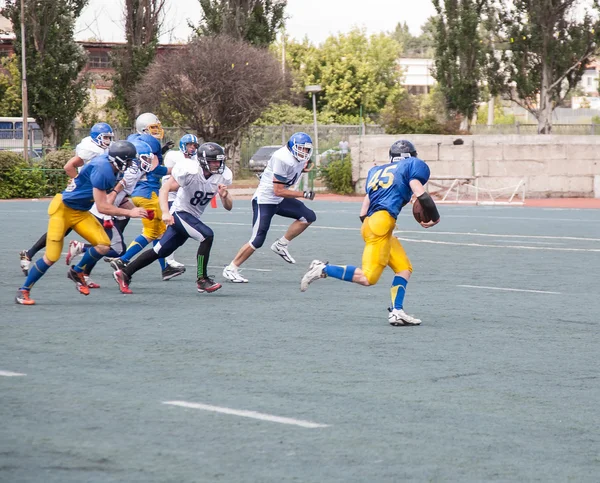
[223,132,317,283]
[300,139,441,327]
[179,134,199,156]
[19,121,115,276]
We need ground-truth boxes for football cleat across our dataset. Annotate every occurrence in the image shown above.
[388,308,422,326]
[113,269,132,294]
[300,260,327,292]
[271,240,296,264]
[84,275,100,289]
[162,265,186,281]
[15,289,35,305]
[65,240,85,265]
[19,250,31,276]
[167,259,185,269]
[197,277,222,293]
[67,267,90,296]
[109,258,128,271]
[222,265,248,283]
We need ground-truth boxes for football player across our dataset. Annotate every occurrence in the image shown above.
[113,142,233,294]
[300,140,440,327]
[222,132,316,283]
[15,141,148,305]
[19,122,114,276]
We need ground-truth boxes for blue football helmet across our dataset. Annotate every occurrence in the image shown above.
[287,132,313,162]
[137,133,162,156]
[90,122,114,148]
[131,140,154,173]
[179,134,199,156]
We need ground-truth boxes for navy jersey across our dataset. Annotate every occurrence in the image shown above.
[128,133,167,198]
[366,157,430,219]
[62,155,119,211]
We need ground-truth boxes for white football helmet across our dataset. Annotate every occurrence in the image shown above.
[135,113,164,140]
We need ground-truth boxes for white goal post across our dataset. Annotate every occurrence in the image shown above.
[427,176,526,205]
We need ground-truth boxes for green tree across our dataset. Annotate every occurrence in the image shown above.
[392,17,436,57]
[432,0,492,131]
[2,0,89,150]
[109,0,165,126]
[0,56,22,116]
[194,0,286,47]
[489,0,600,134]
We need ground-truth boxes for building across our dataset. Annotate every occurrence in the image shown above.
[398,58,436,95]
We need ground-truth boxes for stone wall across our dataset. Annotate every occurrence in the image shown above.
[349,134,600,197]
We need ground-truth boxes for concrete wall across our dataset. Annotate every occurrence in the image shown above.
[349,134,600,198]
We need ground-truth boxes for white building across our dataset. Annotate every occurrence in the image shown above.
[398,58,436,95]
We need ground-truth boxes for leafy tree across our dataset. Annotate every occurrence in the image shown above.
[253,101,334,125]
[432,0,492,131]
[194,0,286,47]
[0,55,22,116]
[489,0,600,134]
[392,17,436,57]
[2,0,89,149]
[476,98,516,125]
[109,0,165,126]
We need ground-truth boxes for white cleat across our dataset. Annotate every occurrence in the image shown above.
[65,240,85,265]
[167,259,185,269]
[271,240,296,264]
[388,308,422,326]
[222,265,248,283]
[300,260,327,292]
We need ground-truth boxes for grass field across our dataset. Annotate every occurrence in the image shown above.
[1,199,599,482]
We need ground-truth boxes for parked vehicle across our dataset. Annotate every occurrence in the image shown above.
[248,145,280,171]
[0,117,42,152]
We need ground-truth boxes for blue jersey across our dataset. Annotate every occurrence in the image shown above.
[128,133,167,198]
[62,155,119,211]
[365,157,430,219]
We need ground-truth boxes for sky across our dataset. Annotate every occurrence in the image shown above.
[74,0,437,45]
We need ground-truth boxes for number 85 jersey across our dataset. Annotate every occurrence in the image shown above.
[366,157,430,219]
[171,159,233,218]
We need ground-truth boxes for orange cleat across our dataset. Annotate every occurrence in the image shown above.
[67,266,90,295]
[15,289,35,305]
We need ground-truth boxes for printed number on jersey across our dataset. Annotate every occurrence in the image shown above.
[367,166,395,191]
[190,190,213,206]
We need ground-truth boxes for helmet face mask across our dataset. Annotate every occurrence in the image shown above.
[90,122,114,148]
[131,140,154,173]
[287,132,313,162]
[389,140,417,162]
[198,142,226,175]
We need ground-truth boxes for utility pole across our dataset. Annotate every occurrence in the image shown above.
[20,0,29,163]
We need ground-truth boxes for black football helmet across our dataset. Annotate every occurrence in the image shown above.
[199,142,226,174]
[389,139,417,162]
[108,140,137,172]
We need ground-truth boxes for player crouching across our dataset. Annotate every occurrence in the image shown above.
[113,142,233,294]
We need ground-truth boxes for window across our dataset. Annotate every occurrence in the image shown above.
[87,52,111,69]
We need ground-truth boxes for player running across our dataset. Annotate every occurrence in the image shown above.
[113,142,233,294]
[299,140,440,326]
[222,132,316,283]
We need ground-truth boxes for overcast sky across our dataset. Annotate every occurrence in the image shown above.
[74,0,437,44]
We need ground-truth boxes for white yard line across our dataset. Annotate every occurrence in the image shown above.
[457,285,560,295]
[0,370,26,377]
[207,265,271,272]
[163,401,329,429]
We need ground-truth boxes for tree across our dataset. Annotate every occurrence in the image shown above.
[0,56,22,116]
[392,17,436,57]
[2,0,89,149]
[134,35,288,169]
[432,0,492,131]
[489,0,600,134]
[194,0,286,47]
[109,0,165,126]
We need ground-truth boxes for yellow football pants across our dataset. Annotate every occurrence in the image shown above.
[131,193,166,240]
[361,210,412,285]
[46,194,110,263]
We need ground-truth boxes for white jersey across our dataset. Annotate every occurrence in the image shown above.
[163,150,196,202]
[76,136,105,171]
[89,165,142,219]
[171,160,233,219]
[253,146,305,204]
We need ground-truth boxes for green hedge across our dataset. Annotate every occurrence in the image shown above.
[319,157,354,195]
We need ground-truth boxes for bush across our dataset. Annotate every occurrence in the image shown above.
[0,166,48,199]
[0,150,26,170]
[320,158,354,195]
[41,148,75,169]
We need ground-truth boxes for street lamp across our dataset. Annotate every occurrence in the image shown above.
[304,84,321,158]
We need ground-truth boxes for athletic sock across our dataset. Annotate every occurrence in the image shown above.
[324,264,357,282]
[121,235,149,263]
[196,236,214,280]
[123,249,160,278]
[154,240,167,270]
[390,275,408,310]
[73,247,103,274]
[20,258,51,290]
[26,233,47,259]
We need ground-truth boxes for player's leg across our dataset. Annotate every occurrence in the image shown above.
[16,196,68,304]
[270,199,316,264]
[223,200,277,283]
[110,196,153,268]
[21,227,74,274]
[163,200,185,269]
[387,237,420,326]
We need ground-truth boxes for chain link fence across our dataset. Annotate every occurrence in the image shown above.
[471,124,600,135]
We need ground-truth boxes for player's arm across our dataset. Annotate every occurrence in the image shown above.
[409,179,440,228]
[159,177,179,226]
[273,180,314,200]
[93,188,147,218]
[359,195,370,223]
[218,183,233,211]
[63,155,85,178]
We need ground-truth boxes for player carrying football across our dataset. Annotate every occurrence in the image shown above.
[300,140,440,326]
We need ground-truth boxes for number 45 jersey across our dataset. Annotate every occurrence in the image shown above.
[366,157,430,219]
[171,159,233,218]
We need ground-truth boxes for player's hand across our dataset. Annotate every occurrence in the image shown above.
[303,190,315,200]
[130,207,148,219]
[162,213,175,226]
[218,183,229,197]
[161,141,174,155]
[420,218,439,228]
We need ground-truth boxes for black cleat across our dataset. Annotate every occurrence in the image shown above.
[162,265,186,281]
[197,277,222,293]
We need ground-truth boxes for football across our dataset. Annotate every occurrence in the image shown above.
[412,198,431,224]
